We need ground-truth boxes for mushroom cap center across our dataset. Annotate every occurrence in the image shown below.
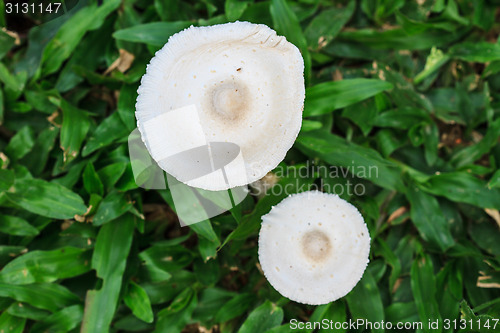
[301,229,332,262]
[210,82,247,120]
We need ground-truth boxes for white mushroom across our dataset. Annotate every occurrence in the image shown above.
[135,22,305,191]
[258,191,371,305]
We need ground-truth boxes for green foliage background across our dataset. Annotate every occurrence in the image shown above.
[1,0,500,332]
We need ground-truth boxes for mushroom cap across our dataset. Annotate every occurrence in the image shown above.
[136,22,305,191]
[258,191,371,305]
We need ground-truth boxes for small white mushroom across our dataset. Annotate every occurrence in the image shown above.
[136,22,305,191]
[258,191,371,305]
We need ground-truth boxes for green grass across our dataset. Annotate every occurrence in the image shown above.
[1,0,500,332]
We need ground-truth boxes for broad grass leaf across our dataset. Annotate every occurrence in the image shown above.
[92,191,132,226]
[385,302,419,324]
[225,0,249,21]
[345,269,384,333]
[436,262,462,323]
[0,214,39,236]
[9,101,32,113]
[30,304,83,333]
[270,0,311,83]
[19,126,59,177]
[82,163,104,196]
[51,159,88,189]
[395,11,457,34]
[117,84,139,132]
[323,39,388,61]
[342,98,378,136]
[0,247,91,285]
[361,0,404,22]
[97,162,128,191]
[0,169,14,192]
[450,118,500,168]
[5,178,87,219]
[192,288,235,323]
[293,302,348,333]
[459,300,499,333]
[215,293,256,323]
[469,221,500,256]
[382,68,433,111]
[411,254,442,333]
[0,1,4,26]
[113,315,154,332]
[70,65,123,89]
[488,169,500,189]
[154,0,194,21]
[0,283,80,312]
[81,215,135,333]
[473,0,496,30]
[41,0,121,76]
[422,122,439,166]
[139,242,193,273]
[238,300,284,333]
[337,27,468,50]
[304,79,393,117]
[406,183,455,251]
[305,1,355,51]
[82,112,131,157]
[55,18,115,93]
[317,301,347,333]
[24,90,58,114]
[60,99,90,164]
[14,11,73,79]
[0,247,25,268]
[0,62,25,94]
[264,325,295,333]
[450,42,500,63]
[240,2,273,27]
[0,30,15,60]
[159,189,220,244]
[374,238,402,290]
[193,257,220,285]
[0,312,26,333]
[483,61,500,78]
[154,290,197,333]
[123,281,154,323]
[142,270,196,305]
[421,172,500,209]
[91,214,134,280]
[296,130,403,191]
[6,302,50,321]
[375,129,406,157]
[198,236,218,262]
[460,257,493,307]
[113,22,192,46]
[5,126,35,161]
[300,120,322,132]
[440,0,469,25]
[0,89,3,125]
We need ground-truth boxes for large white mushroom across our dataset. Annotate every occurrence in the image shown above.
[258,191,370,305]
[136,22,305,191]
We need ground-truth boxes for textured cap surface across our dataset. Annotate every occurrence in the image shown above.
[136,21,305,190]
[258,191,371,305]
